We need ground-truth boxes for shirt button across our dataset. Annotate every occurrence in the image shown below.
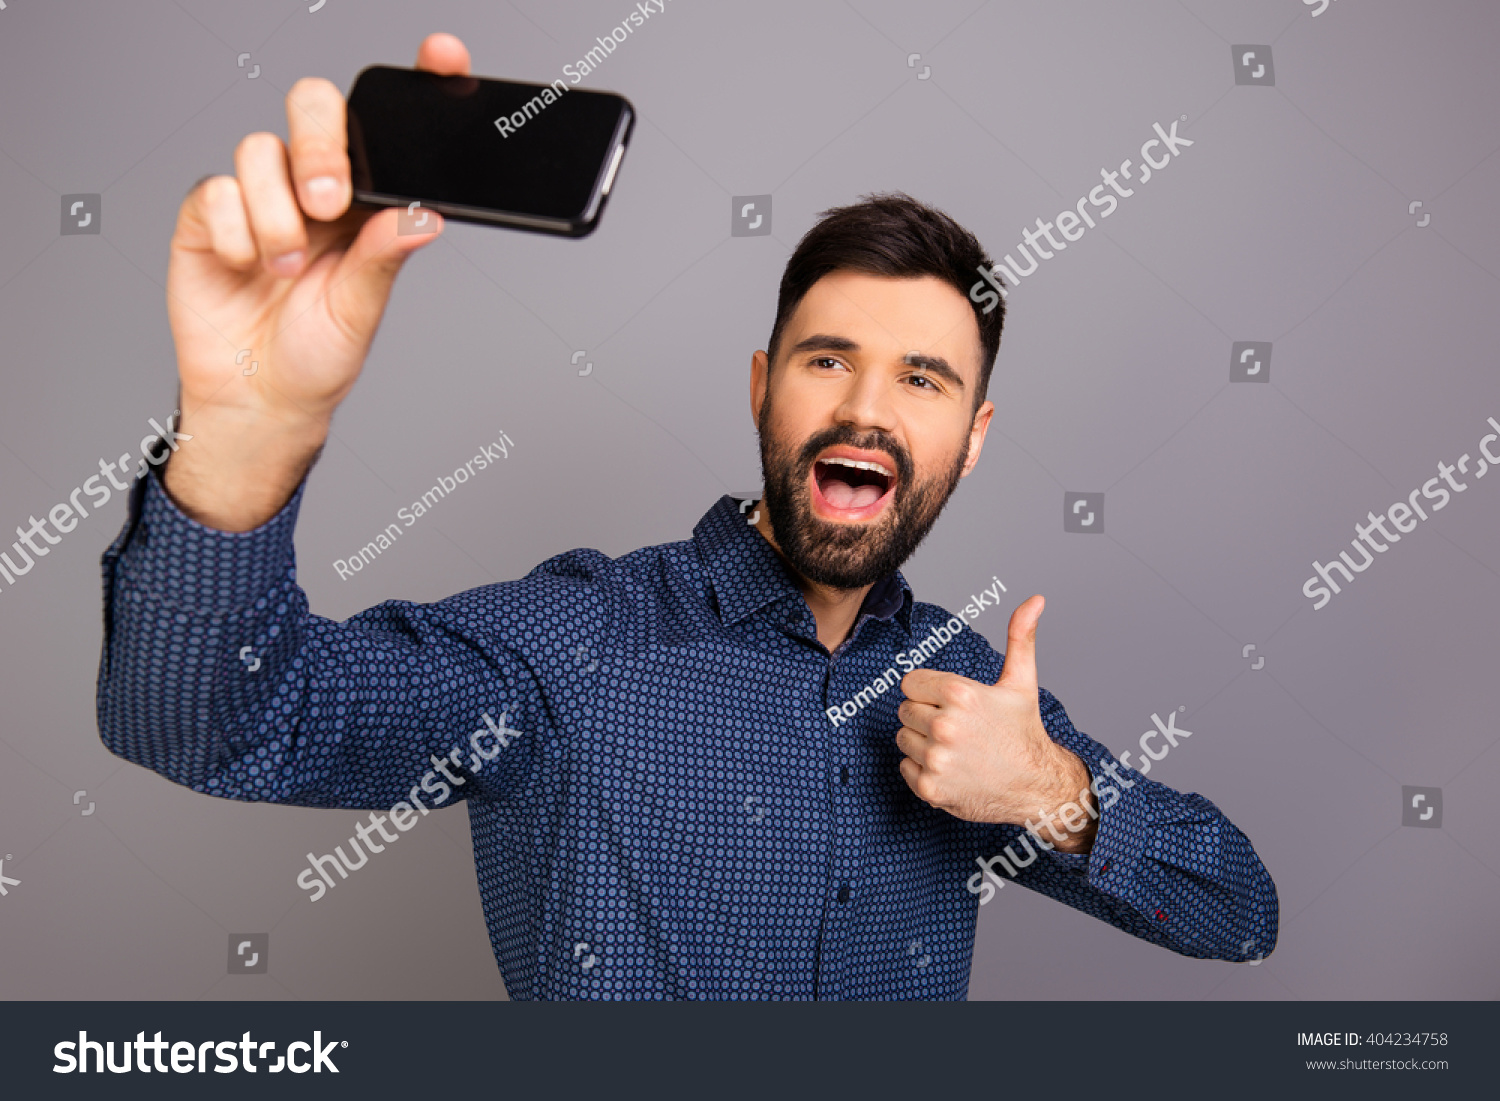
[837,885,851,904]
[839,766,849,785]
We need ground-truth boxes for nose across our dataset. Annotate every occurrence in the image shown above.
[831,361,898,435]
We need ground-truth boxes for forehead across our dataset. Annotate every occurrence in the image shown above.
[783,270,982,374]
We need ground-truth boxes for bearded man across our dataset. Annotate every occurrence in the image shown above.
[97,32,1276,1000]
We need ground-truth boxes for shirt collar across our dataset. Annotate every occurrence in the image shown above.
[692,495,914,636]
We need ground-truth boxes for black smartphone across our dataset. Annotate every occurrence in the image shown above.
[345,65,633,237]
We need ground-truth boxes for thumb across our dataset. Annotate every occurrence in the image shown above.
[995,594,1044,691]
[325,207,443,345]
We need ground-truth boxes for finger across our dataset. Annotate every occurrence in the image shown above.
[234,132,307,278]
[199,175,258,271]
[895,725,930,766]
[324,207,443,348]
[899,667,958,705]
[285,77,350,221]
[897,698,940,737]
[898,756,924,794]
[899,756,940,807]
[995,594,1044,691]
[175,175,257,270]
[416,32,471,75]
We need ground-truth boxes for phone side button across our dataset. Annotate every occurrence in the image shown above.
[600,143,625,196]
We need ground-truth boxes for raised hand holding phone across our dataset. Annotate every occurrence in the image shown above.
[162,35,468,533]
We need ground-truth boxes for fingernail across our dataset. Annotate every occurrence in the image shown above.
[271,250,304,277]
[305,176,342,202]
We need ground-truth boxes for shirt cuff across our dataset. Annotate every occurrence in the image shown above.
[104,463,307,616]
[1035,754,1148,891]
[1075,759,1156,903]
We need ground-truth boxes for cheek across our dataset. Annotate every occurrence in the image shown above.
[905,433,967,483]
[760,406,799,454]
[764,389,825,446]
[778,377,836,420]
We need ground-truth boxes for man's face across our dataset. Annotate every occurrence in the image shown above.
[751,271,993,590]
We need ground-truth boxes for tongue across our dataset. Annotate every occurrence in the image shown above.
[822,477,883,510]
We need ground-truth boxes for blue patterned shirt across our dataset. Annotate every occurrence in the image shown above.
[96,472,1277,999]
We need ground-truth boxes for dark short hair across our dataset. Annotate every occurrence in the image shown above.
[765,192,1003,411]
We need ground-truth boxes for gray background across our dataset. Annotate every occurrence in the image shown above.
[0,0,1495,1001]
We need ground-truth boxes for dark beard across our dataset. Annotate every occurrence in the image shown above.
[756,396,969,591]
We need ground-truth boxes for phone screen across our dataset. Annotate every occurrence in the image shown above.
[346,65,632,234]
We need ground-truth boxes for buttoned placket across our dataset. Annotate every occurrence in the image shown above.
[804,591,905,1001]
[699,501,913,1000]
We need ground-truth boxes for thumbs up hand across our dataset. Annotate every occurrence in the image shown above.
[895,595,1097,851]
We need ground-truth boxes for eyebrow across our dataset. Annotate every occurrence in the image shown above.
[786,334,967,393]
[901,351,965,393]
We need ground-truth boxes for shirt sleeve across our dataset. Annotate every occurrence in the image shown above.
[95,467,610,812]
[973,677,1279,964]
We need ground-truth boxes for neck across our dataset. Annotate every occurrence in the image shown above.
[751,507,873,653]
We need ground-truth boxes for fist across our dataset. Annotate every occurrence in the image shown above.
[894,595,1095,847]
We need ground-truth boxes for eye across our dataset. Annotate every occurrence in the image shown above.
[904,371,940,392]
[810,356,844,370]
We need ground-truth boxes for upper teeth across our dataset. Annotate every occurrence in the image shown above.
[821,456,892,477]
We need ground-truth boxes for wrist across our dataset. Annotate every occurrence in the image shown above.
[1030,747,1098,854]
[162,399,330,532]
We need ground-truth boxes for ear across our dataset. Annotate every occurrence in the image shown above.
[960,399,994,478]
[751,349,770,427]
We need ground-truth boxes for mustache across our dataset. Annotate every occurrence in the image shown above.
[794,426,914,488]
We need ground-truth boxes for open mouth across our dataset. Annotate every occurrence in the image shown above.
[810,452,897,521]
